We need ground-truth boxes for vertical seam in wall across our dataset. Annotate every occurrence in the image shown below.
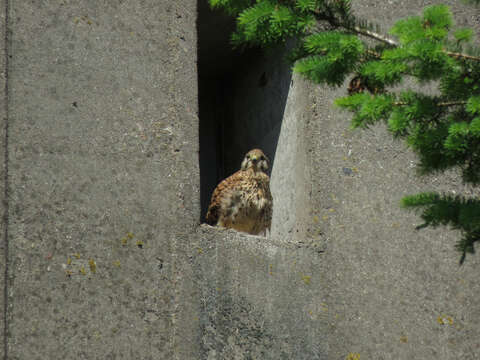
[2,0,9,359]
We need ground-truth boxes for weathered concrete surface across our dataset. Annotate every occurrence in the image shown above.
[4,0,480,359]
[270,74,312,244]
[6,1,199,359]
[194,225,327,360]
[304,2,480,358]
[197,1,480,359]
[0,0,6,357]
[307,96,480,359]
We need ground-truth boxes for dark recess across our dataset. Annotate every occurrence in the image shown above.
[197,0,255,221]
[197,0,291,222]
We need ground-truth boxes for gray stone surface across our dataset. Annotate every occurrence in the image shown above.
[0,0,6,357]
[194,225,328,360]
[270,74,312,243]
[303,2,480,358]
[6,1,199,359]
[306,84,480,359]
[3,0,480,359]
[196,1,480,359]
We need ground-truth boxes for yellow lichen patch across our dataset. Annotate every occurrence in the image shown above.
[322,215,329,221]
[197,248,203,254]
[313,215,319,223]
[400,336,408,343]
[136,240,144,248]
[89,259,97,274]
[73,16,94,26]
[329,208,335,213]
[67,257,72,265]
[269,264,273,276]
[127,232,134,239]
[80,266,87,275]
[113,260,121,267]
[73,253,81,259]
[437,315,454,325]
[302,275,311,285]
[346,353,360,360]
[121,237,128,246]
[65,270,73,277]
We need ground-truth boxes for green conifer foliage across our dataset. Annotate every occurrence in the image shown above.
[209,0,480,263]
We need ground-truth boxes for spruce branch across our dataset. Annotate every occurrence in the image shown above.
[347,25,480,62]
[443,50,480,62]
[364,49,382,59]
[393,100,468,107]
[349,25,397,46]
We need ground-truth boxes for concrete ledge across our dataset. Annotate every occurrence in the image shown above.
[193,225,327,359]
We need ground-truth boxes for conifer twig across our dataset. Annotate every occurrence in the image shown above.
[437,100,468,107]
[443,50,480,62]
[313,11,480,62]
[365,49,382,59]
[393,100,468,106]
[350,25,397,46]
[347,26,480,62]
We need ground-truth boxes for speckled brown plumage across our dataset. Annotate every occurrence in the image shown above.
[206,149,273,236]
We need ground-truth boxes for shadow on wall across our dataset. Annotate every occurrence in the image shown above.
[200,289,278,358]
[197,0,292,223]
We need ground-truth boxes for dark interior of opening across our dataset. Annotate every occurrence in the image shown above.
[197,1,292,222]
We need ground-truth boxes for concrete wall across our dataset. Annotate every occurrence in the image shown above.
[197,1,480,359]
[0,0,6,357]
[4,1,200,359]
[193,225,328,359]
[2,0,480,360]
[307,1,480,358]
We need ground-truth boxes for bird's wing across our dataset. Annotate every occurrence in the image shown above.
[205,170,244,225]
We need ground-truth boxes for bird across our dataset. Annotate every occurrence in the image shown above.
[206,148,273,236]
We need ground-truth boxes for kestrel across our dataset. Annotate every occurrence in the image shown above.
[206,149,273,236]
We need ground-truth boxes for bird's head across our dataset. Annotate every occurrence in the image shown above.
[241,149,269,172]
